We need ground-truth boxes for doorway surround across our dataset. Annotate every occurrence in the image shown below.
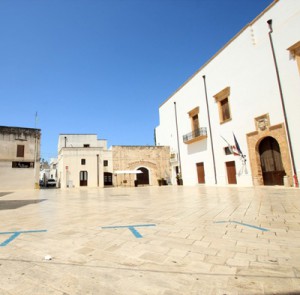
[246,114,292,186]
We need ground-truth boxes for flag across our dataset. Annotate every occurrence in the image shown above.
[220,136,235,155]
[232,133,243,156]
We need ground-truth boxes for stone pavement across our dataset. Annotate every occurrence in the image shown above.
[0,186,300,294]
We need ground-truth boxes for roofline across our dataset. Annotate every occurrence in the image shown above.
[0,125,41,132]
[59,133,98,135]
[159,0,279,108]
[112,145,169,147]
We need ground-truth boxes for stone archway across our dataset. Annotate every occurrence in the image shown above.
[259,136,285,185]
[247,117,293,186]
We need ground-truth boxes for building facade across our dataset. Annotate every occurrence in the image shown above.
[0,126,41,189]
[57,134,112,188]
[56,134,171,188]
[112,145,171,186]
[155,0,300,187]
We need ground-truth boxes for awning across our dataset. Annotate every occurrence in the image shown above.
[114,170,143,174]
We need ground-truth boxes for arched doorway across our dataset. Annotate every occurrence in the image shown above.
[137,167,149,185]
[259,137,285,185]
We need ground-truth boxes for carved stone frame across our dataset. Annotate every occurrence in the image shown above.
[246,118,293,186]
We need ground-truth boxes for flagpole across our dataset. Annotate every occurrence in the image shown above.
[267,20,298,187]
[203,75,217,184]
[174,102,183,184]
[34,112,38,189]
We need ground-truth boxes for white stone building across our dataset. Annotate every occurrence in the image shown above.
[57,134,112,188]
[155,0,300,187]
[49,158,58,180]
[0,126,41,189]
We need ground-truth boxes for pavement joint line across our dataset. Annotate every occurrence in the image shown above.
[214,221,269,232]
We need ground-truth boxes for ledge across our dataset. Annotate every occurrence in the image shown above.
[183,127,207,144]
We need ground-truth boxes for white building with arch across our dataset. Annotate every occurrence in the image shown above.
[155,0,300,187]
[56,135,170,188]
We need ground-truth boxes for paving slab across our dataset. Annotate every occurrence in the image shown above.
[0,186,300,294]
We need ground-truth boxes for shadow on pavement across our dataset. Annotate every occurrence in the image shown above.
[0,192,13,198]
[0,199,47,210]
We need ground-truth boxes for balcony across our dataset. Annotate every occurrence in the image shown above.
[183,127,207,144]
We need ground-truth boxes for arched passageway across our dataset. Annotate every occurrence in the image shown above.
[137,167,149,185]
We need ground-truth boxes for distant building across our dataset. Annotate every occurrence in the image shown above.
[49,158,58,180]
[57,134,112,188]
[155,0,300,187]
[39,159,50,185]
[39,158,58,187]
[0,126,41,189]
[112,145,170,186]
[56,134,171,188]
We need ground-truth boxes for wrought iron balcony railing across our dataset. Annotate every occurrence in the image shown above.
[183,127,207,144]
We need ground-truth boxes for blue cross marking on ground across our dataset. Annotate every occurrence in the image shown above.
[0,230,47,247]
[214,221,269,232]
[101,224,156,238]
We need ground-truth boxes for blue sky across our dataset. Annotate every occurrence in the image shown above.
[0,0,273,161]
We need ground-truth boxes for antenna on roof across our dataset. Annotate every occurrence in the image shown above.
[35,112,38,128]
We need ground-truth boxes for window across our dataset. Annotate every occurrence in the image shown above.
[103,160,108,166]
[224,147,231,155]
[192,114,199,132]
[220,98,230,121]
[17,145,25,157]
[288,41,300,75]
[214,87,232,124]
[81,159,86,165]
[83,144,90,148]
[183,106,207,144]
[188,107,200,132]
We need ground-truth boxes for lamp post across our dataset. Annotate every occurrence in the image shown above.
[267,19,298,187]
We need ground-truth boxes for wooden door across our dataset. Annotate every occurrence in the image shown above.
[226,161,237,184]
[104,172,113,186]
[80,171,88,186]
[196,162,205,184]
[259,137,285,185]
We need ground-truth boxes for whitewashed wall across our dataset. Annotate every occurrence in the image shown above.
[156,0,300,186]
[57,134,111,188]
